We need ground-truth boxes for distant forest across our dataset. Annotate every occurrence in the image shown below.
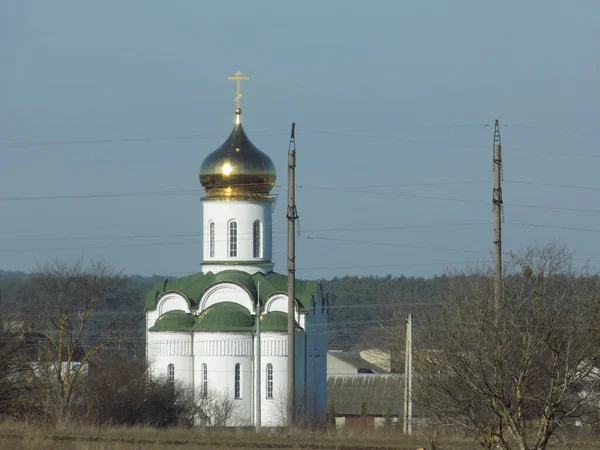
[0,269,449,352]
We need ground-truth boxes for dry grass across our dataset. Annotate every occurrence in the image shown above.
[0,422,599,450]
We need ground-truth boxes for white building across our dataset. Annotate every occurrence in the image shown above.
[145,76,328,427]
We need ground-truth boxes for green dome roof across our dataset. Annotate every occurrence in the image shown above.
[260,311,302,332]
[150,310,195,332]
[194,302,254,332]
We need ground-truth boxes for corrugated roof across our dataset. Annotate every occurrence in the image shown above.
[328,352,385,374]
[145,270,319,313]
[327,375,403,417]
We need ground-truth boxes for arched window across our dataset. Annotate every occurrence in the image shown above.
[253,220,261,258]
[167,363,175,384]
[209,221,215,258]
[201,363,208,398]
[228,221,238,257]
[234,363,241,399]
[266,363,274,399]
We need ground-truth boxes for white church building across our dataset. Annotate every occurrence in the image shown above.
[144,73,328,427]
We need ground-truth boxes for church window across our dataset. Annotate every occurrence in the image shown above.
[209,221,215,257]
[229,221,238,257]
[201,363,208,398]
[167,363,175,384]
[266,363,273,399]
[234,363,241,399]
[253,220,261,258]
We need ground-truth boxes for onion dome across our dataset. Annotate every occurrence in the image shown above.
[150,310,195,332]
[200,108,276,199]
[194,302,254,332]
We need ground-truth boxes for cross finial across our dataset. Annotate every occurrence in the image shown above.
[227,70,250,108]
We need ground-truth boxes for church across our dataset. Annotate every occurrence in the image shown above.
[144,71,328,427]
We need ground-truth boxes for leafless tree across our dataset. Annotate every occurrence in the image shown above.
[415,245,600,449]
[195,389,242,427]
[23,259,124,425]
[271,388,315,428]
[0,313,31,416]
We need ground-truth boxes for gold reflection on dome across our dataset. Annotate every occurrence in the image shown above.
[221,163,233,176]
[199,108,276,200]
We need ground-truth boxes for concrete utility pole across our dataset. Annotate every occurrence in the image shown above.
[493,120,503,317]
[287,122,298,427]
[403,314,413,435]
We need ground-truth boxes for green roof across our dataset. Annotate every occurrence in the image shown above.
[193,302,253,332]
[260,311,301,332]
[149,310,195,332]
[145,270,319,313]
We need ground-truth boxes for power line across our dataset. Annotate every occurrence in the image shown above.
[0,125,492,148]
[0,222,490,243]
[305,236,490,255]
[503,124,596,135]
[4,179,600,203]
[506,180,600,192]
[0,259,485,280]
[0,181,486,202]
[0,240,201,254]
[508,222,600,234]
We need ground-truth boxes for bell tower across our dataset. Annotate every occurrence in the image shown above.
[199,71,276,274]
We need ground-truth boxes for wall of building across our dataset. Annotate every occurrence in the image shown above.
[298,284,328,424]
[202,199,273,267]
[147,331,193,384]
[145,281,328,427]
[327,353,362,375]
[194,331,253,426]
[260,331,289,426]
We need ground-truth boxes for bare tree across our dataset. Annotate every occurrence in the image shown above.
[24,260,123,425]
[0,313,31,416]
[195,389,242,427]
[416,245,600,449]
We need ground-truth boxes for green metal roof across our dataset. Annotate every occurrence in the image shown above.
[193,302,253,332]
[149,310,195,332]
[145,270,319,313]
[260,311,301,332]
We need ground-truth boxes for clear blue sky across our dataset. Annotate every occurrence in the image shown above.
[0,1,598,280]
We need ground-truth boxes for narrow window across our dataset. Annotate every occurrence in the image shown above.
[167,363,175,384]
[209,222,215,257]
[201,363,208,398]
[229,221,237,257]
[266,363,273,399]
[234,363,241,399]
[253,220,261,258]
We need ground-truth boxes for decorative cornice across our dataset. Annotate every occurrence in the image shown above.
[203,261,274,267]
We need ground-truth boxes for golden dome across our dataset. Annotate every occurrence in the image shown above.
[200,108,276,199]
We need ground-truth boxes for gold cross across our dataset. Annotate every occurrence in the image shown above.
[227,70,250,108]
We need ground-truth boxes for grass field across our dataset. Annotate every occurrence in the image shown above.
[0,423,599,450]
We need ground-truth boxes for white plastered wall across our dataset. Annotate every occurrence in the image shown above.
[193,332,253,426]
[147,331,193,384]
[260,331,289,426]
[145,281,328,427]
[199,282,253,313]
[146,292,193,380]
[202,199,273,271]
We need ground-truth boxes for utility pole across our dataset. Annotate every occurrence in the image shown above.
[403,314,413,435]
[287,122,298,427]
[493,120,503,318]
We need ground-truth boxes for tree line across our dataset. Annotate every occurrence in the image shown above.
[2,245,600,449]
